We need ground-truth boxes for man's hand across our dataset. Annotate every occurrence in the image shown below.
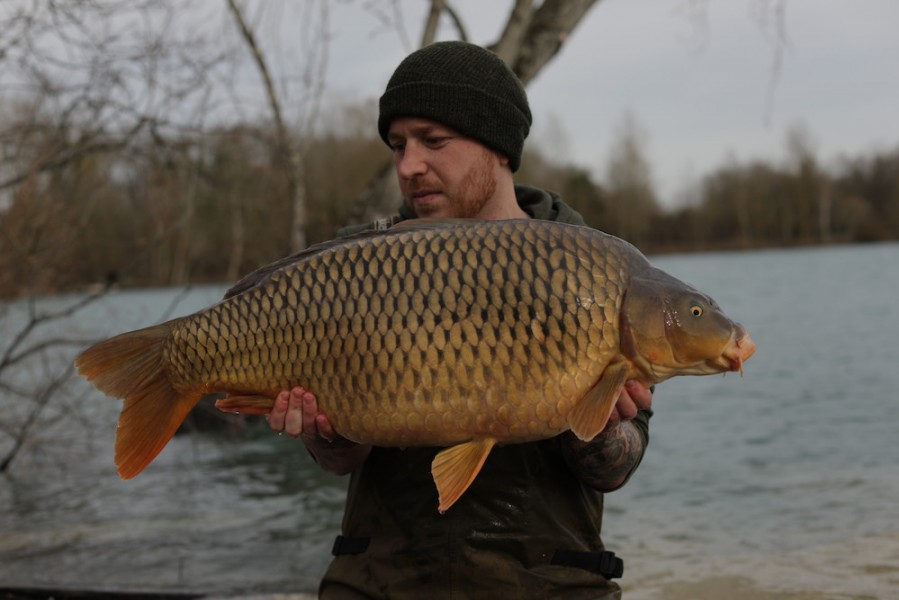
[268,386,371,475]
[268,386,339,441]
[603,380,653,430]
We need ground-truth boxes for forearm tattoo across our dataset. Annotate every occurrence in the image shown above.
[561,422,646,492]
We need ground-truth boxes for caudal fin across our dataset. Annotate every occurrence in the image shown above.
[75,321,203,479]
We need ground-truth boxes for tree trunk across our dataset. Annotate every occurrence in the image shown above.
[227,0,309,252]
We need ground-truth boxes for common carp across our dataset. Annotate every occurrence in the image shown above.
[75,219,755,512]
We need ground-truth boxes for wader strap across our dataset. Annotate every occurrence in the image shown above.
[331,535,370,556]
[551,550,624,579]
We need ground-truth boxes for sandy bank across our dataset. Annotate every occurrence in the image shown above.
[620,531,899,599]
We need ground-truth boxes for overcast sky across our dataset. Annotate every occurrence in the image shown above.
[307,0,898,207]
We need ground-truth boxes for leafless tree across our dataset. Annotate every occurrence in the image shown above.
[0,1,230,192]
[0,290,107,472]
[225,0,330,253]
[0,1,226,469]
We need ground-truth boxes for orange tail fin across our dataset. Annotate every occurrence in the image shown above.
[74,320,203,479]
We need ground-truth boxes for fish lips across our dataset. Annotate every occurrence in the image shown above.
[721,326,756,374]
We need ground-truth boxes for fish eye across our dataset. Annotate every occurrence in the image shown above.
[690,305,703,317]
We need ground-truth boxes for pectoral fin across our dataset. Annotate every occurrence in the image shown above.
[214,395,276,415]
[568,361,629,441]
[431,438,497,513]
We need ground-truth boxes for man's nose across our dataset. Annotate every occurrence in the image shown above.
[396,142,427,179]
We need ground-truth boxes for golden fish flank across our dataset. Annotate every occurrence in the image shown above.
[75,218,755,512]
[199,220,624,443]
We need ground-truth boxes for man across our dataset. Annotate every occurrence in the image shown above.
[268,41,653,599]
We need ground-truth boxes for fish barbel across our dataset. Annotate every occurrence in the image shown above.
[75,219,755,512]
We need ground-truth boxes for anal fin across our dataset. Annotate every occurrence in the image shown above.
[568,361,629,441]
[431,438,496,513]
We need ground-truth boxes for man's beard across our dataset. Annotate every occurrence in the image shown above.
[405,149,497,218]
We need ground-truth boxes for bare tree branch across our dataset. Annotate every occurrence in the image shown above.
[750,0,791,125]
[488,0,534,65]
[225,0,302,251]
[0,362,73,473]
[225,0,329,252]
[0,116,150,191]
[0,285,113,372]
[0,275,116,473]
[225,0,289,147]
[506,0,602,85]
[420,0,445,47]
[442,2,469,42]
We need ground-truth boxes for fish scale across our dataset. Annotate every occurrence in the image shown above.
[75,218,755,512]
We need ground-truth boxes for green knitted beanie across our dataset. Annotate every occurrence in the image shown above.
[378,41,532,172]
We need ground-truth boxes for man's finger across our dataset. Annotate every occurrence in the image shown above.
[315,414,336,442]
[268,390,290,431]
[300,389,320,437]
[283,387,305,437]
[615,387,639,421]
[624,380,653,410]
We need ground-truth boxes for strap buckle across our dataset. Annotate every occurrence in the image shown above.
[550,549,624,579]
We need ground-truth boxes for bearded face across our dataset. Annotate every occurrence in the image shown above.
[388,118,504,220]
[404,145,497,219]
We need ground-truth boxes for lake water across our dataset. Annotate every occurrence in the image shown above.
[1,243,898,598]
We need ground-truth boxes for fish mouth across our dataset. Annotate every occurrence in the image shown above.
[642,326,757,381]
[722,329,756,375]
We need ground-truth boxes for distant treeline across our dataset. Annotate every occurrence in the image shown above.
[523,135,899,253]
[1,116,897,299]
